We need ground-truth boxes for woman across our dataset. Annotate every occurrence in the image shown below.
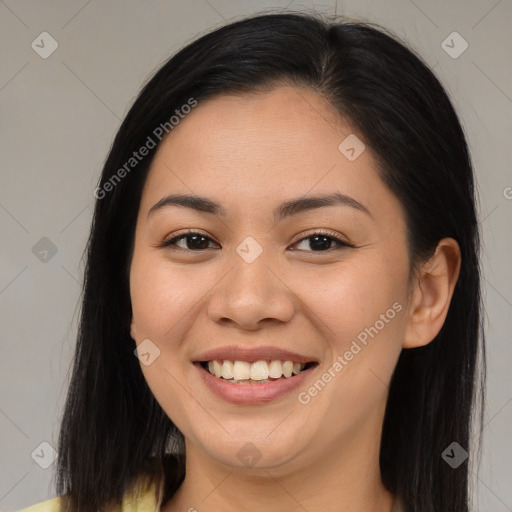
[22,11,485,512]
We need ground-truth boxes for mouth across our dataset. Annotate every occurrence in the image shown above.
[197,359,318,385]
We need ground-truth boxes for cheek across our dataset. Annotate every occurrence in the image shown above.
[304,256,406,394]
[130,255,202,432]
[130,253,202,338]
[300,256,404,340]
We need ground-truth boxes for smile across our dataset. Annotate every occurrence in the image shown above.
[201,359,315,384]
[195,360,319,404]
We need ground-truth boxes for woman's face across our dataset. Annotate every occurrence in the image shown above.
[129,85,411,473]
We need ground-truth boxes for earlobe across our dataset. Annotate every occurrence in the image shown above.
[403,238,461,349]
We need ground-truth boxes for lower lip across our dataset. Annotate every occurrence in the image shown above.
[194,362,317,405]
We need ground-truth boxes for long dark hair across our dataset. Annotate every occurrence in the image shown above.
[55,11,485,512]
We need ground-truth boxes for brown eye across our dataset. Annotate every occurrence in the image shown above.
[160,229,354,253]
[291,230,354,252]
[161,231,218,251]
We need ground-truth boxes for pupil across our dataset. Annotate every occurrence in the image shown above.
[188,235,209,250]
[310,235,331,251]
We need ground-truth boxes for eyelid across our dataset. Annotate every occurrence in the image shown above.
[290,228,353,247]
[160,228,219,248]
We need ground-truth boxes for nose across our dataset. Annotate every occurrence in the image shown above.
[207,250,295,330]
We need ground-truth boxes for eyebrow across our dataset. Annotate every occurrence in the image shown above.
[147,192,372,222]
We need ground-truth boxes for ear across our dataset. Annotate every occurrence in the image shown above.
[403,238,461,349]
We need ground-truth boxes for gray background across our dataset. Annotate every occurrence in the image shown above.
[0,1,511,510]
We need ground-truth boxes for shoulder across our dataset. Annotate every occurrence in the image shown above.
[19,479,161,512]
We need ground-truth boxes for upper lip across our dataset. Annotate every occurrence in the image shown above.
[193,345,318,364]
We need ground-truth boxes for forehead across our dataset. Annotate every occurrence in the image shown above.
[160,85,344,154]
[138,85,398,222]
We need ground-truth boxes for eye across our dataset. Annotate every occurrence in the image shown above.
[291,230,354,252]
[161,230,219,251]
[160,229,354,252]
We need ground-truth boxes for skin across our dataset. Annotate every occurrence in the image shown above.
[129,85,461,512]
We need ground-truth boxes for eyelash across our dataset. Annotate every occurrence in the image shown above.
[160,229,355,253]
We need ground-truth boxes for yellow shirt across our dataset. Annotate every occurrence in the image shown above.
[19,479,162,512]
[20,480,404,512]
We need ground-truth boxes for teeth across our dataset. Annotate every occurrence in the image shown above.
[205,359,307,381]
[221,360,234,379]
[250,360,269,380]
[269,360,283,378]
[212,360,222,378]
[282,360,293,378]
[225,378,272,384]
[233,361,251,380]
